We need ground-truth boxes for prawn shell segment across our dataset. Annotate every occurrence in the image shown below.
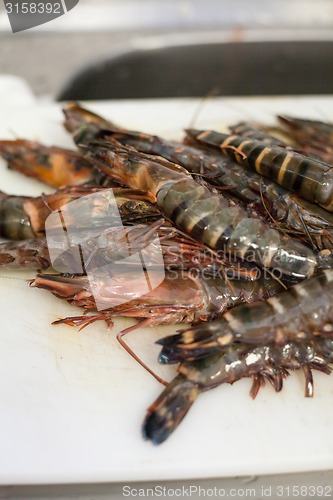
[187,129,333,212]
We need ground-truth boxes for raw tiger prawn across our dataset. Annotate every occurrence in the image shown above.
[30,266,280,330]
[278,115,333,165]
[0,211,270,383]
[2,102,333,447]
[28,259,281,383]
[0,184,261,280]
[6,105,332,253]
[186,128,333,212]
[18,219,273,319]
[62,103,333,251]
[278,115,333,147]
[63,101,120,146]
[0,222,259,280]
[99,122,333,251]
[0,186,159,240]
[86,140,317,279]
[0,139,95,188]
[158,269,333,363]
[143,337,333,444]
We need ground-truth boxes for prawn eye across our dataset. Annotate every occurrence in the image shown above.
[124,200,139,211]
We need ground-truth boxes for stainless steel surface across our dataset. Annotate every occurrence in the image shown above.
[1,30,333,99]
[0,0,333,98]
[57,33,333,100]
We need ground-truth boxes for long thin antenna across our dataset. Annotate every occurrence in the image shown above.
[188,86,220,129]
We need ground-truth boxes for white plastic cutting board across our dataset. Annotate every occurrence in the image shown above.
[1,96,333,484]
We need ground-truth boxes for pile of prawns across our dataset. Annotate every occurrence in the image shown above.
[1,103,333,444]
